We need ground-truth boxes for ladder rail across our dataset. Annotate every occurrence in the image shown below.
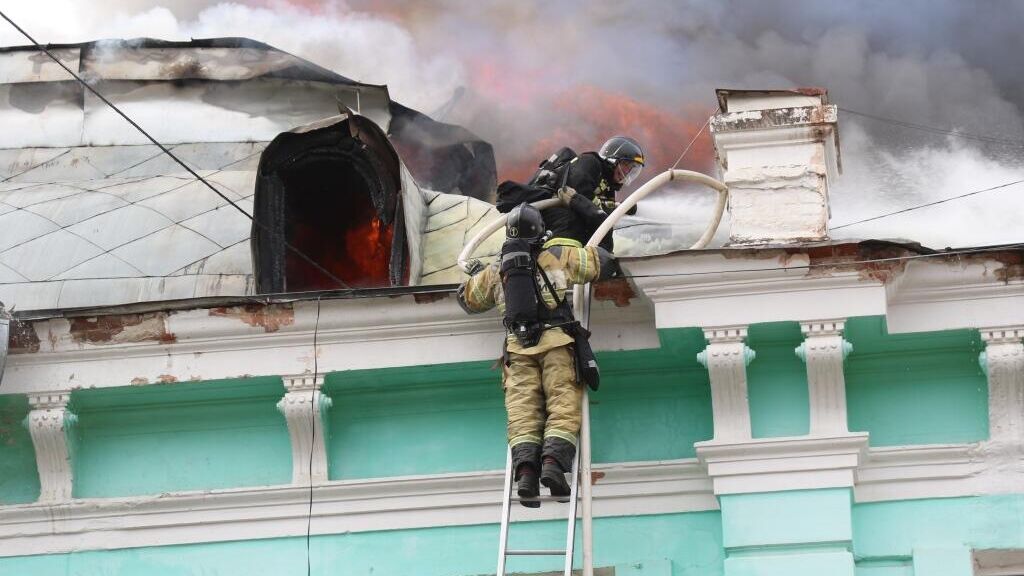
[563,442,581,576]
[496,449,514,575]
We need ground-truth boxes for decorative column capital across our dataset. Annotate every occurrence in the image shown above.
[980,326,1024,345]
[282,373,324,392]
[25,391,76,503]
[800,319,846,337]
[703,326,748,344]
[27,392,71,410]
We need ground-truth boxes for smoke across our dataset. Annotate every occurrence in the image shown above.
[2,0,1022,249]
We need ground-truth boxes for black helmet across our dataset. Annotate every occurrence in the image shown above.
[598,136,645,186]
[506,203,546,244]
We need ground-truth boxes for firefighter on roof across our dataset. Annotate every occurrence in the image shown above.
[533,136,645,252]
[457,203,619,507]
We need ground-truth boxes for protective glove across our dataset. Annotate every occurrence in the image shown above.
[464,259,485,276]
[557,186,577,206]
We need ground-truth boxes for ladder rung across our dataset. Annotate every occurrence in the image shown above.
[506,549,566,556]
[511,495,575,503]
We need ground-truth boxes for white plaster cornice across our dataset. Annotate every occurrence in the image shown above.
[0,443,1020,556]
[628,251,887,329]
[855,444,981,502]
[0,458,714,557]
[885,259,1024,334]
[2,293,657,395]
[695,433,869,495]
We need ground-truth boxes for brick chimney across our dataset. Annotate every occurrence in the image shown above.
[710,88,841,245]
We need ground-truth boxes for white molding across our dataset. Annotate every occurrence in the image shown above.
[697,326,754,442]
[278,374,330,485]
[696,433,869,495]
[24,392,75,503]
[629,251,888,329]
[0,458,715,557]
[855,444,981,502]
[885,259,1024,334]
[796,319,853,435]
[0,441,1020,556]
[2,295,658,395]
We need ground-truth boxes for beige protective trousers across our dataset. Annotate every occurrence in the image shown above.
[503,344,583,448]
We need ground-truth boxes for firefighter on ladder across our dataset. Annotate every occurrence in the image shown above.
[457,203,619,507]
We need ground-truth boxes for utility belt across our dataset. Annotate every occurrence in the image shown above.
[502,318,601,391]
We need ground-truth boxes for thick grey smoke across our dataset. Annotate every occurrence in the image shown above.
[2,0,1022,249]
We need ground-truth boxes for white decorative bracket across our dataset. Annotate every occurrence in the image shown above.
[24,392,76,503]
[978,327,1024,445]
[278,374,332,485]
[796,319,854,436]
[697,326,755,442]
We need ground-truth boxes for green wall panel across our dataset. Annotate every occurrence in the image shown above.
[592,328,713,463]
[745,322,809,438]
[0,394,39,504]
[327,328,714,479]
[844,316,988,446]
[326,361,508,479]
[72,378,291,498]
[852,495,1024,559]
[0,511,724,576]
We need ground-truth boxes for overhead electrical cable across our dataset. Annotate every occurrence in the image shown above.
[0,10,352,290]
[831,178,1024,230]
[839,107,1024,148]
[670,113,713,170]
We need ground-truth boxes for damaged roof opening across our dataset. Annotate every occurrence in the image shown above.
[253,114,406,292]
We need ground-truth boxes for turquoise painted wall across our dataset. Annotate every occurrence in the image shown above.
[72,378,291,498]
[745,322,809,438]
[0,511,725,576]
[853,494,1024,559]
[720,488,852,549]
[0,394,39,504]
[326,361,508,479]
[327,327,714,479]
[844,316,988,446]
[592,328,713,463]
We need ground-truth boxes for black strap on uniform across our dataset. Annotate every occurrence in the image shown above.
[537,264,575,322]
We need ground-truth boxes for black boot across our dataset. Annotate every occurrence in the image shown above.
[516,464,540,508]
[511,442,542,508]
[540,457,571,501]
[541,437,577,502]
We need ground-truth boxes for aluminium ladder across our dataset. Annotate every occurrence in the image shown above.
[496,441,583,576]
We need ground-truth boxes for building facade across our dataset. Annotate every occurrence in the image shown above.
[0,42,1022,576]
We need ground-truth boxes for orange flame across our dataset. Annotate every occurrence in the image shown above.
[498,86,715,190]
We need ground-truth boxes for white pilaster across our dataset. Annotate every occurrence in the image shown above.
[978,327,1024,444]
[277,374,332,484]
[697,326,755,442]
[25,392,76,503]
[796,319,853,436]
